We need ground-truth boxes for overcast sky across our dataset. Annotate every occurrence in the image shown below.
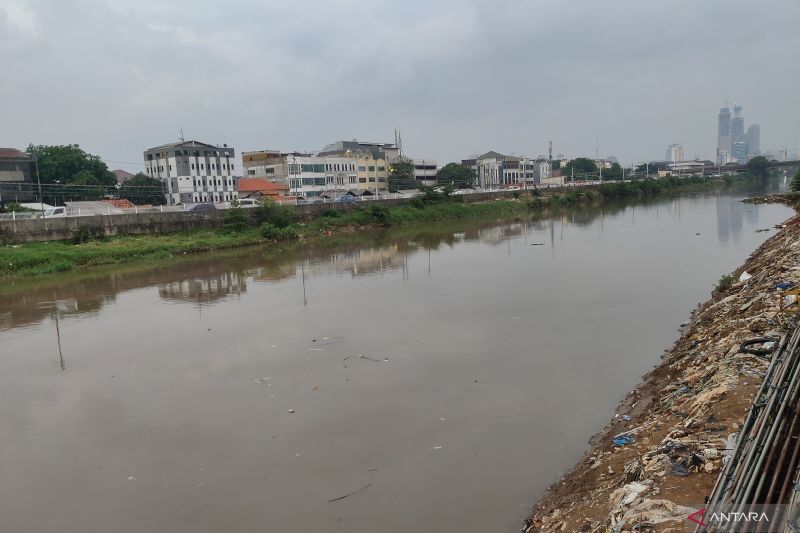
[1,0,798,171]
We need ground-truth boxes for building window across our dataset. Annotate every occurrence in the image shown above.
[378,166,385,172]
[349,176,356,183]
[358,166,366,172]
[359,177,367,183]
[368,166,375,172]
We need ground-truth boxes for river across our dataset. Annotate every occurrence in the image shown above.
[0,188,792,533]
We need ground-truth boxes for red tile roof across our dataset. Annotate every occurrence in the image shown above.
[237,178,289,193]
[0,148,32,160]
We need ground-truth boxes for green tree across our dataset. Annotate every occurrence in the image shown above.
[26,144,116,185]
[436,162,476,188]
[790,170,800,193]
[62,170,106,201]
[119,173,166,205]
[26,144,116,204]
[747,156,770,180]
[602,162,623,180]
[388,159,417,191]
[562,157,598,180]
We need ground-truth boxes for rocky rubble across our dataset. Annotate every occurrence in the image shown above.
[525,214,800,533]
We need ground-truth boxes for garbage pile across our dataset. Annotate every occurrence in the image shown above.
[526,215,800,533]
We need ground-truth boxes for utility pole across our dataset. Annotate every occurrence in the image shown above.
[32,149,44,217]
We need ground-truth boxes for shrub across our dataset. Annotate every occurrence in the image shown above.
[222,208,249,233]
[254,200,296,228]
[716,274,735,292]
[409,196,426,209]
[260,222,299,241]
[369,205,390,226]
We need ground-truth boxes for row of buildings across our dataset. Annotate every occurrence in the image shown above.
[460,151,553,189]
[143,138,561,205]
[144,138,440,205]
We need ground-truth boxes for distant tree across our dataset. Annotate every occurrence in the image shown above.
[436,162,476,188]
[747,156,770,180]
[119,173,166,205]
[562,157,597,180]
[602,162,623,180]
[388,159,417,191]
[790,170,800,193]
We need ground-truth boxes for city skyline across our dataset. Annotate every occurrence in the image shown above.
[1,0,798,170]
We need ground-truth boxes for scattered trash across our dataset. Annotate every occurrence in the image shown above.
[738,271,752,282]
[328,483,372,502]
[774,281,796,291]
[669,461,691,477]
[613,435,634,446]
[622,415,631,421]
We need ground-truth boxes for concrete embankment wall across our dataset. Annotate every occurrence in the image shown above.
[0,190,522,244]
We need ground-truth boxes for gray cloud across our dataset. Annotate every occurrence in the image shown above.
[1,0,798,170]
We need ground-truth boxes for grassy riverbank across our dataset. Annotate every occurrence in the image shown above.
[0,177,718,278]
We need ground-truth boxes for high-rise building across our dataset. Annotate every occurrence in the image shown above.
[745,124,760,155]
[717,106,732,162]
[731,105,745,144]
[666,143,684,163]
[732,141,750,164]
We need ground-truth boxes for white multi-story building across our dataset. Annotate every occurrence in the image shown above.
[413,159,438,186]
[666,143,685,163]
[144,140,238,205]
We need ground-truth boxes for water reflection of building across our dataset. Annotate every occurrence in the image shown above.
[158,272,247,304]
[0,294,113,331]
[334,246,407,277]
[716,194,746,246]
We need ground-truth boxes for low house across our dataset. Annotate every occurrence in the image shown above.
[0,148,35,202]
[237,178,289,199]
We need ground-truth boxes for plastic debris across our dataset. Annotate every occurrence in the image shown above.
[614,435,634,446]
[774,281,796,291]
[738,271,752,282]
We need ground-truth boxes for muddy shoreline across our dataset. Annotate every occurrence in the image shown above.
[526,210,800,533]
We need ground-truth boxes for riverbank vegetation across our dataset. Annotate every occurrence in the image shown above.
[0,177,721,278]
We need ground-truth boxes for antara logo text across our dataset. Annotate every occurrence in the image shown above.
[688,508,770,527]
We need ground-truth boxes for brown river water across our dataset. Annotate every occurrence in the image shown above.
[0,189,792,533]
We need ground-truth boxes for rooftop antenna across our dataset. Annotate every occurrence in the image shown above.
[548,140,553,166]
[179,127,185,142]
[395,128,403,157]
[595,132,599,160]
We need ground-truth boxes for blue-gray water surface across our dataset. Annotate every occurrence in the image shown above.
[0,189,793,532]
